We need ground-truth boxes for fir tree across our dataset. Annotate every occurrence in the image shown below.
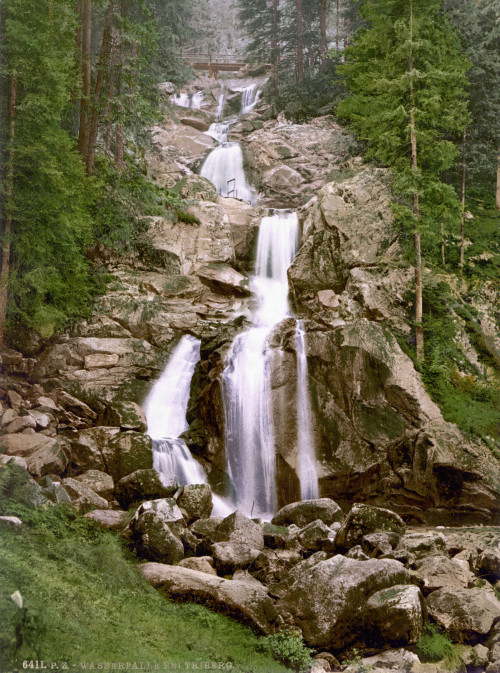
[337,0,470,358]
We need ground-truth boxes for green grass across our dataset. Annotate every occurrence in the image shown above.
[0,497,289,673]
[415,623,454,663]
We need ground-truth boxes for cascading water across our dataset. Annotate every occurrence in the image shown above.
[199,81,263,204]
[143,335,233,517]
[170,91,204,109]
[143,335,203,486]
[222,210,319,518]
[295,320,319,500]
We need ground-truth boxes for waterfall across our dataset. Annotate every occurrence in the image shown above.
[216,85,226,120]
[200,143,256,203]
[295,320,319,500]
[205,120,232,144]
[237,84,262,114]
[222,211,305,518]
[170,91,204,109]
[143,335,201,440]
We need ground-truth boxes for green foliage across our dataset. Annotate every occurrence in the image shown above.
[0,495,290,673]
[260,630,314,672]
[416,624,454,663]
[342,648,372,673]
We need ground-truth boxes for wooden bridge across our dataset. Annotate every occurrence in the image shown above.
[179,52,270,77]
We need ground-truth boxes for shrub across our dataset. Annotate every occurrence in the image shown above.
[416,623,454,663]
[260,630,314,672]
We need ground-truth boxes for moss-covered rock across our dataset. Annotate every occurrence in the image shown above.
[103,432,153,482]
[336,504,406,552]
[97,401,147,433]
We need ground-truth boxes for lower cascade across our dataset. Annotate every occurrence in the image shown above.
[222,210,319,518]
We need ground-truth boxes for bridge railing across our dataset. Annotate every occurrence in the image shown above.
[178,52,262,65]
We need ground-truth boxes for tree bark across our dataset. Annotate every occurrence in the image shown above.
[459,128,467,270]
[86,0,114,175]
[114,0,125,171]
[105,29,117,154]
[320,0,327,71]
[77,0,92,160]
[440,190,445,267]
[409,0,424,360]
[296,0,304,83]
[496,144,500,210]
[272,0,280,97]
[336,0,340,52]
[306,4,314,76]
[71,2,82,105]
[0,75,18,349]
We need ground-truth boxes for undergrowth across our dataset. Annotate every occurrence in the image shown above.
[259,630,314,672]
[415,623,454,663]
[0,468,289,673]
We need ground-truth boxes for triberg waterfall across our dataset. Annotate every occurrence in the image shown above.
[146,82,319,518]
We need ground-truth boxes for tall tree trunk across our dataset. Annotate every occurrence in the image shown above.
[296,0,304,83]
[496,144,500,210]
[306,5,314,76]
[105,29,117,154]
[77,0,91,160]
[320,0,327,71]
[272,0,280,97]
[128,41,139,110]
[336,0,340,52]
[114,0,125,171]
[440,190,445,267]
[71,1,82,105]
[459,128,467,270]
[86,0,114,175]
[409,0,424,361]
[0,75,18,349]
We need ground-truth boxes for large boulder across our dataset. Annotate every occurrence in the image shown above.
[97,401,147,433]
[336,504,406,552]
[66,427,119,474]
[196,264,251,297]
[364,584,426,646]
[1,433,68,478]
[139,563,277,634]
[84,509,130,531]
[271,499,343,528]
[276,554,414,650]
[210,542,261,575]
[126,499,185,564]
[426,586,500,643]
[74,470,114,501]
[61,477,109,513]
[215,511,265,550]
[102,431,153,482]
[114,468,177,509]
[414,554,474,592]
[177,484,213,523]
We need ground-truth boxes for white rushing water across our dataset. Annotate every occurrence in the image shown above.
[223,210,317,518]
[295,320,319,500]
[143,335,233,517]
[241,84,261,114]
[200,142,256,203]
[170,91,204,109]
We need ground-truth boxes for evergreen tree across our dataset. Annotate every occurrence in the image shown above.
[337,0,470,358]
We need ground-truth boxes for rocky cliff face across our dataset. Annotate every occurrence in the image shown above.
[1,78,499,526]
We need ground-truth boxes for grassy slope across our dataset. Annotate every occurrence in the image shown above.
[0,502,289,673]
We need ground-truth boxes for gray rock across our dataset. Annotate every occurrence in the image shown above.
[427,586,500,642]
[139,563,277,634]
[365,584,426,646]
[344,649,420,672]
[0,516,23,530]
[252,548,304,587]
[336,504,405,552]
[97,401,147,433]
[345,545,370,561]
[0,455,28,470]
[114,468,177,509]
[216,511,264,550]
[84,509,130,531]
[271,498,344,528]
[362,532,397,558]
[178,557,217,576]
[1,433,69,478]
[414,554,473,592]
[67,427,119,473]
[479,545,500,581]
[211,541,260,574]
[74,470,114,501]
[297,519,332,552]
[62,477,109,513]
[276,554,414,649]
[127,498,185,564]
[41,480,72,505]
[103,431,153,482]
[4,414,36,434]
[262,522,293,550]
[177,484,213,523]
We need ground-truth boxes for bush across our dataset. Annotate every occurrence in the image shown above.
[416,623,454,663]
[260,630,314,672]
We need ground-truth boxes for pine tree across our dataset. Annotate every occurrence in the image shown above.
[338,0,470,358]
